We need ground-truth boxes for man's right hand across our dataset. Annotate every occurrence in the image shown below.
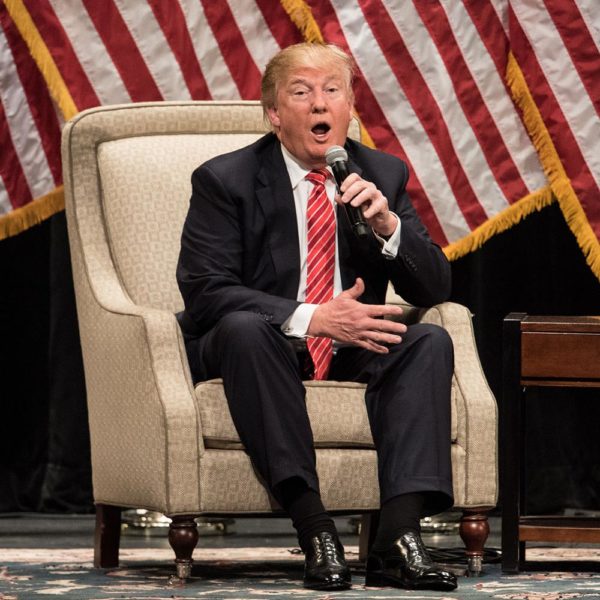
[307,278,407,354]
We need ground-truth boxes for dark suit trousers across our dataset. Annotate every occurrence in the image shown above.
[186,311,454,515]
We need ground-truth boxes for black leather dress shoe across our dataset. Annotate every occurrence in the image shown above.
[303,531,351,590]
[365,531,457,591]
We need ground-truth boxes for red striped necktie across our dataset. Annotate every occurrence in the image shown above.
[305,169,336,380]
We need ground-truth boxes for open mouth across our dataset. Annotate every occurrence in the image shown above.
[311,122,331,136]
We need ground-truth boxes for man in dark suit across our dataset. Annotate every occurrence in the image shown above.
[177,43,457,592]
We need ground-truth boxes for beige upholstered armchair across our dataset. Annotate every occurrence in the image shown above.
[62,101,497,580]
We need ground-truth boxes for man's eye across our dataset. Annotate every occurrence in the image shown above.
[293,89,308,97]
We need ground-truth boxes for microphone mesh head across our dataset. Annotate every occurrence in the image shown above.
[325,145,348,165]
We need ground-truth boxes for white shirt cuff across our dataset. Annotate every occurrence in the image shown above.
[281,303,318,338]
[373,213,401,258]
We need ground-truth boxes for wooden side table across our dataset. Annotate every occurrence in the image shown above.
[501,313,600,572]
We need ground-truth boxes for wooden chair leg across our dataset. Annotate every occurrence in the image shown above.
[459,509,490,576]
[358,512,380,562]
[94,504,122,568]
[168,515,199,580]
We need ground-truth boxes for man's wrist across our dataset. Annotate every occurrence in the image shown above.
[374,213,399,238]
[374,213,401,258]
[281,303,318,337]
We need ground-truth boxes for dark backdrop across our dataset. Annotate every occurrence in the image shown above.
[1,202,599,514]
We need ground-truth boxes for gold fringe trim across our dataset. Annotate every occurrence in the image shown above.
[4,0,77,120]
[506,51,600,279]
[443,186,554,261]
[0,186,65,240]
[280,0,324,43]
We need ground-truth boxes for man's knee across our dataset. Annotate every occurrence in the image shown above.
[407,323,453,363]
[424,323,452,350]
[217,311,275,343]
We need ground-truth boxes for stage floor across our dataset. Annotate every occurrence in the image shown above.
[1,512,599,599]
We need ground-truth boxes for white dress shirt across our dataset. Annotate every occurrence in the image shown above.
[279,144,401,338]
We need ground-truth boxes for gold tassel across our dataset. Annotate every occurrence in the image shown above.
[280,0,324,43]
[4,0,78,120]
[0,186,65,240]
[506,51,600,280]
[443,186,554,261]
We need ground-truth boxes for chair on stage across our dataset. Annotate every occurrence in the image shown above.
[61,100,498,579]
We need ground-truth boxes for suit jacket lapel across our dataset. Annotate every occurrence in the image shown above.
[256,141,301,300]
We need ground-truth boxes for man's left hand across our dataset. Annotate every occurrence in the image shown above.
[336,173,397,237]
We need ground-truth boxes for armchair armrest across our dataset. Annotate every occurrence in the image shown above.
[66,235,201,514]
[419,302,498,507]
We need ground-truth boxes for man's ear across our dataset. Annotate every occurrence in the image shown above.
[266,106,280,129]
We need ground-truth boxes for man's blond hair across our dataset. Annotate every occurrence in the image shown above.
[261,43,355,120]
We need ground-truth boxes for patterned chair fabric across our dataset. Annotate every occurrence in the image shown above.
[62,101,497,574]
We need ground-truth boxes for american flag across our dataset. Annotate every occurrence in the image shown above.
[1,0,598,278]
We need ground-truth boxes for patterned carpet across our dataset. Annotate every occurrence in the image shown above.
[1,546,599,599]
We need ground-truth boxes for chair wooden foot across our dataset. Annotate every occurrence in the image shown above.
[459,509,490,576]
[94,504,122,568]
[168,515,199,580]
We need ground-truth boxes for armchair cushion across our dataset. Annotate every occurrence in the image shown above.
[197,378,459,450]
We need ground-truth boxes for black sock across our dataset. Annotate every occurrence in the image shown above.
[276,477,337,553]
[371,492,424,551]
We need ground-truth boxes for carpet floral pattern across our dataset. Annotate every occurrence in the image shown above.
[1,547,599,599]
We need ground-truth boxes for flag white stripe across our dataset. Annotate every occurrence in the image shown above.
[330,0,470,242]
[0,28,54,199]
[226,0,281,73]
[48,0,131,105]
[0,174,11,215]
[113,0,191,101]
[178,0,240,99]
[382,0,509,215]
[441,0,546,194]
[574,0,600,55]
[512,2,600,190]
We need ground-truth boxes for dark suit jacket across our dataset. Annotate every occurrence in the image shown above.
[176,133,451,339]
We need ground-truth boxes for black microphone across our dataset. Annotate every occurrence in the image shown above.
[325,145,369,238]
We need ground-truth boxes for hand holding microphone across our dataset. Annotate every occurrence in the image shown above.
[325,146,369,238]
[325,145,397,240]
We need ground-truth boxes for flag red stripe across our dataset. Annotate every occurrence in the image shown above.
[306,0,449,246]
[147,0,211,100]
[200,0,261,99]
[22,0,99,110]
[462,0,509,77]
[0,100,33,208]
[0,7,61,184]
[509,6,600,237]
[254,0,303,49]
[82,0,162,102]
[414,1,529,203]
[359,0,489,229]
[544,0,600,117]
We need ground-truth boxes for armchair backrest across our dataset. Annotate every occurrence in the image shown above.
[63,101,361,313]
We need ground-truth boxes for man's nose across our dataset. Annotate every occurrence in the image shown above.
[311,90,327,112]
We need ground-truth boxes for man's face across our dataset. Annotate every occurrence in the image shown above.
[267,66,353,168]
